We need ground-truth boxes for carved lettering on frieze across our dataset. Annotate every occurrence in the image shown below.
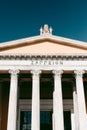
[30,60,63,66]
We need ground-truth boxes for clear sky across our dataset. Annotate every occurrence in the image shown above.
[0,0,87,43]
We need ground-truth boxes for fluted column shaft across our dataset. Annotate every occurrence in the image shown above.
[53,70,64,130]
[74,70,87,130]
[73,87,79,130]
[7,69,19,130]
[31,70,41,130]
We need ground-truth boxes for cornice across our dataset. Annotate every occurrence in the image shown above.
[0,53,87,60]
[0,35,87,51]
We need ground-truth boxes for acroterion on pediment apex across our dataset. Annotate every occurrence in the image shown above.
[40,24,52,35]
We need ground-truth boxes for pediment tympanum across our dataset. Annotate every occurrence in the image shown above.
[0,35,87,55]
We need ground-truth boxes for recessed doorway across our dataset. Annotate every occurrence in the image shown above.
[64,111,71,130]
[20,111,52,130]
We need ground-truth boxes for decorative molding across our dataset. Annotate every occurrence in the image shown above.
[0,55,87,69]
[0,54,87,61]
[0,54,87,70]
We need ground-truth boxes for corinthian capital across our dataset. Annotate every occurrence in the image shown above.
[53,70,63,77]
[9,69,20,76]
[74,70,85,78]
[31,70,41,77]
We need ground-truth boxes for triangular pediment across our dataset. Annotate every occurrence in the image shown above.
[0,35,87,55]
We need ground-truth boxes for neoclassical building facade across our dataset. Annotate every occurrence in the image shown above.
[0,24,87,130]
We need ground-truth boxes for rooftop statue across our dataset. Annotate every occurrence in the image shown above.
[40,24,52,35]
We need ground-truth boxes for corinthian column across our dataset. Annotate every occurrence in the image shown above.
[31,70,41,130]
[74,70,87,130]
[53,70,64,130]
[73,87,79,130]
[7,69,19,130]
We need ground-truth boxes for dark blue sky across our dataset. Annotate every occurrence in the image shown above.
[0,0,87,42]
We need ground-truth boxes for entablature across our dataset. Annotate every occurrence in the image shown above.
[0,54,87,72]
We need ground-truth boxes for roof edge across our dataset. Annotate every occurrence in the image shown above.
[0,35,87,50]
